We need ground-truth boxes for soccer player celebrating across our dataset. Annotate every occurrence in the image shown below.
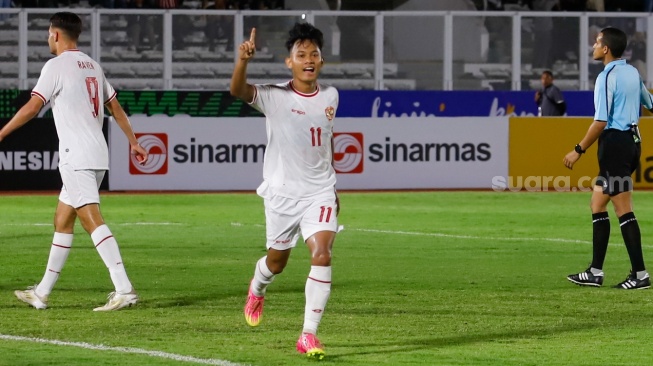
[230,23,339,359]
[564,27,653,290]
[0,12,148,310]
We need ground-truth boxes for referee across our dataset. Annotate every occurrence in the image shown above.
[564,27,653,290]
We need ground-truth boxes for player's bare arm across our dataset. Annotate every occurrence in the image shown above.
[230,28,256,103]
[0,96,44,142]
[563,120,606,169]
[330,137,340,216]
[105,97,148,165]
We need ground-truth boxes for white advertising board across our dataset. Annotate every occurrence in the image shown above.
[109,116,508,190]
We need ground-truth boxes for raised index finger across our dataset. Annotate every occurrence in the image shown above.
[249,28,256,43]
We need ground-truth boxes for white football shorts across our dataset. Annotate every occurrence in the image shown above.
[58,164,105,208]
[263,192,338,251]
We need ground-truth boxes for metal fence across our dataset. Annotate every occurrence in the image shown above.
[0,8,651,91]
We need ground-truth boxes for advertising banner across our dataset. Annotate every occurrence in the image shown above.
[334,117,508,189]
[0,117,110,191]
[507,117,653,191]
[0,118,62,190]
[0,90,595,119]
[109,116,509,191]
[336,90,595,118]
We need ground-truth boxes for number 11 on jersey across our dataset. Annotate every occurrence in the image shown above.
[310,127,322,147]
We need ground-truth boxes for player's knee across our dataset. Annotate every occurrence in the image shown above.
[267,261,286,275]
[311,251,332,266]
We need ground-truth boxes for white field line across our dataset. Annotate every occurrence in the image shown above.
[353,228,592,244]
[230,222,653,249]
[230,221,590,244]
[0,334,249,366]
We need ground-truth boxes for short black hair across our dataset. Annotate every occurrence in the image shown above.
[285,22,324,52]
[600,27,627,58]
[542,70,554,78]
[50,12,82,41]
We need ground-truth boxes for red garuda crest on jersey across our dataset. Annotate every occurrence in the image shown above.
[325,106,335,121]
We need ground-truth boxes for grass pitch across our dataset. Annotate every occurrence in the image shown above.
[1,191,653,365]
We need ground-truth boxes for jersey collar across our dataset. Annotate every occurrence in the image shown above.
[604,59,626,69]
[289,80,319,97]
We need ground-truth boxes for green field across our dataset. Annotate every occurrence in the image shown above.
[1,191,653,366]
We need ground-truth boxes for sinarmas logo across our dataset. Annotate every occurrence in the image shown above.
[129,133,168,175]
[333,133,364,174]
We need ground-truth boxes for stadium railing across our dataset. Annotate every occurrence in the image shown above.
[0,8,650,91]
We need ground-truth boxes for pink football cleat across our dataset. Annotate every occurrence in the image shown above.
[296,332,325,360]
[244,282,265,327]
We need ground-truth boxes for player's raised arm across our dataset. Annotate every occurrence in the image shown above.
[0,96,44,143]
[230,28,257,103]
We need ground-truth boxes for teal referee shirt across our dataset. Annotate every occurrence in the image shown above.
[594,59,653,131]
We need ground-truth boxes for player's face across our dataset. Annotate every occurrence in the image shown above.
[592,33,607,61]
[47,26,57,55]
[286,40,323,84]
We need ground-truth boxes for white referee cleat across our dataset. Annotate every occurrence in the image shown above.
[15,286,48,310]
[93,291,138,311]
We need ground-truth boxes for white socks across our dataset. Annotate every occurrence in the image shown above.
[91,225,133,294]
[36,232,73,298]
[251,256,275,297]
[303,266,332,335]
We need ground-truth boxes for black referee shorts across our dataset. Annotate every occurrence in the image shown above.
[595,129,641,196]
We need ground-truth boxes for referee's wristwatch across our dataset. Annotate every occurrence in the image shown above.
[574,144,585,155]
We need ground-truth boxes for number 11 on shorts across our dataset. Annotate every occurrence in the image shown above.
[319,206,333,222]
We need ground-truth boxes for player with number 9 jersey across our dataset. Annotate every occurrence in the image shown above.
[32,49,114,170]
[0,12,149,312]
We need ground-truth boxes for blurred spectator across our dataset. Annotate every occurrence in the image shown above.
[586,0,604,12]
[203,0,235,52]
[127,0,158,51]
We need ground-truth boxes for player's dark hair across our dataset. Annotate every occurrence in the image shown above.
[50,12,82,41]
[285,22,324,52]
[542,70,554,78]
[600,27,627,58]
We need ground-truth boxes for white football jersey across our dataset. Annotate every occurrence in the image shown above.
[251,81,338,199]
[32,49,115,170]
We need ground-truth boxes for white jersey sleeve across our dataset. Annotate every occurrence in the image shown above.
[32,60,60,104]
[251,84,282,116]
[103,75,117,104]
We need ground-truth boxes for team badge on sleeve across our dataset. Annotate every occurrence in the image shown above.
[325,106,335,122]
